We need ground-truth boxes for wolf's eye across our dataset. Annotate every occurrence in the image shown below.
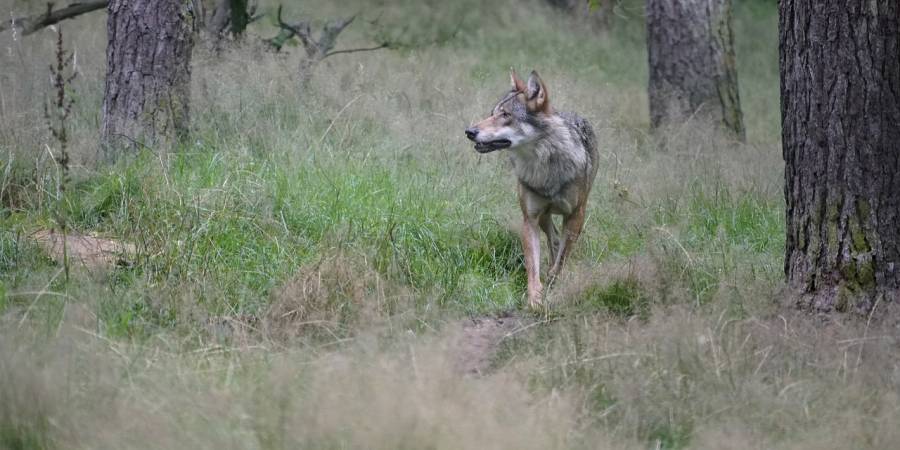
[500,111,510,118]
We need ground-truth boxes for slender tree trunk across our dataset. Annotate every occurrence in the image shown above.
[780,0,900,314]
[229,0,249,36]
[205,0,250,38]
[206,0,231,36]
[646,0,744,140]
[100,0,194,154]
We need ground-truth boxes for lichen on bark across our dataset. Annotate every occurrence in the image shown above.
[780,0,900,316]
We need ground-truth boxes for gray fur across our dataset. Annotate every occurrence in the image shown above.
[510,111,596,199]
[473,88,598,200]
[465,74,601,307]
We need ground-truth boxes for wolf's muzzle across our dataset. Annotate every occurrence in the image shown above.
[465,127,479,141]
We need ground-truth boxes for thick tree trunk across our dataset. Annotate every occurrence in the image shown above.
[100,0,194,154]
[780,0,900,314]
[646,0,745,140]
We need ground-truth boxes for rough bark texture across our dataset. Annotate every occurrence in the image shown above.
[646,0,745,140]
[100,0,194,153]
[780,0,900,314]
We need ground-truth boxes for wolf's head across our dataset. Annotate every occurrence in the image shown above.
[465,69,552,154]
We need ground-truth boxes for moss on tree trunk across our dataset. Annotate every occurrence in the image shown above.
[780,0,900,315]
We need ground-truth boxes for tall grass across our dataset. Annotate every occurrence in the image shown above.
[2,1,895,449]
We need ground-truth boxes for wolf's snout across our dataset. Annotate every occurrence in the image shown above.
[465,127,479,141]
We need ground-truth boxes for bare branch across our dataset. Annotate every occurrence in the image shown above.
[324,43,388,58]
[266,5,389,87]
[316,16,355,55]
[271,4,314,51]
[1,1,108,36]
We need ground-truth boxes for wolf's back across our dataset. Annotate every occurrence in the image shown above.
[559,111,599,176]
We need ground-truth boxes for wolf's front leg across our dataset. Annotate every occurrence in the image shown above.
[521,216,543,308]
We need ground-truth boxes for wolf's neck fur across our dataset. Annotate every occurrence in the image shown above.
[507,115,588,198]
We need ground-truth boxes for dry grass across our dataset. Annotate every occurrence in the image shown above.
[3,0,898,449]
[264,251,412,343]
[2,302,899,449]
[0,317,604,450]
[499,305,900,449]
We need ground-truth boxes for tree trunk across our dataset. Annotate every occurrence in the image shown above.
[646,0,745,140]
[205,0,250,38]
[780,0,900,315]
[229,0,249,36]
[100,0,194,154]
[206,0,231,36]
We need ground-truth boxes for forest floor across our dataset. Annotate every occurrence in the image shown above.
[2,0,899,449]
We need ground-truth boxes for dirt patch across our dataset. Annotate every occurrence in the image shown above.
[31,229,136,269]
[452,313,531,375]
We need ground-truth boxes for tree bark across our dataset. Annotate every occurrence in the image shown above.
[646,0,745,140]
[100,0,194,154]
[780,0,900,315]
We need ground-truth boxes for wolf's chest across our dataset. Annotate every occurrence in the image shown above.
[508,143,587,199]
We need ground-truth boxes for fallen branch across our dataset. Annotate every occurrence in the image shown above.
[1,1,108,36]
[325,43,388,58]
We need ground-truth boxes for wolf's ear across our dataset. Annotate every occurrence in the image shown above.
[510,68,526,92]
[525,70,549,112]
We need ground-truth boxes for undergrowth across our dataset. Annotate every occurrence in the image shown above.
[2,2,886,450]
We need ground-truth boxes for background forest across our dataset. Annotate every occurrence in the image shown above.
[1,1,898,449]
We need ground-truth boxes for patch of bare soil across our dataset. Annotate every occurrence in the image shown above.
[453,313,532,375]
[31,229,136,269]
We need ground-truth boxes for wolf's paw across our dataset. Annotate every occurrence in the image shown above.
[526,288,550,315]
[526,288,542,308]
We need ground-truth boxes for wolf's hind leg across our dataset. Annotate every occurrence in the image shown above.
[539,213,559,268]
[549,205,586,280]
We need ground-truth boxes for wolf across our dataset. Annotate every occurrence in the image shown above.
[465,69,599,308]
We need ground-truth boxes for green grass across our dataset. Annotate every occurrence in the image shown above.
[4,1,896,449]
[579,277,647,318]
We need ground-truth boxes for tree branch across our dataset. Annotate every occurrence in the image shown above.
[270,4,314,52]
[316,16,354,55]
[324,43,388,58]
[1,1,108,36]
